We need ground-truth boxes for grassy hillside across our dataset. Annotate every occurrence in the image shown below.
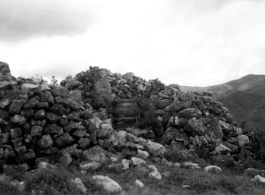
[180,74,265,130]
[219,92,265,122]
[1,159,265,195]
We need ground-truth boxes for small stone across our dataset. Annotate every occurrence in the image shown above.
[37,161,57,169]
[9,99,26,114]
[182,162,200,169]
[80,161,101,171]
[21,109,35,117]
[137,149,150,159]
[186,117,206,136]
[174,163,181,167]
[46,112,61,122]
[67,111,80,121]
[122,159,130,170]
[237,135,249,147]
[0,108,9,119]
[10,115,27,125]
[71,178,87,194]
[24,98,38,109]
[82,146,107,163]
[251,175,265,183]
[78,138,91,149]
[51,87,69,97]
[0,98,10,109]
[0,132,10,144]
[131,157,146,166]
[148,165,162,180]
[178,108,200,120]
[92,175,122,194]
[135,179,144,188]
[35,109,46,120]
[214,144,232,154]
[37,135,53,148]
[144,140,167,158]
[10,127,23,139]
[44,123,62,135]
[204,165,222,173]
[55,132,74,147]
[31,125,43,137]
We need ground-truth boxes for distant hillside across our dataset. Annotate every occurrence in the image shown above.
[180,74,265,130]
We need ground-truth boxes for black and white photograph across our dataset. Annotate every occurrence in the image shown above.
[1,0,265,194]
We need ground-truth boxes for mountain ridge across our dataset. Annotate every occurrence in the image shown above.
[180,74,265,130]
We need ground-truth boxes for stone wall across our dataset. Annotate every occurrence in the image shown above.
[0,62,251,167]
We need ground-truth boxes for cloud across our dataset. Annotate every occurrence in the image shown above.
[0,0,92,41]
[1,0,265,87]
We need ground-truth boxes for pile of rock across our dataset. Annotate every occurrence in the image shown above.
[0,62,252,169]
[60,66,251,165]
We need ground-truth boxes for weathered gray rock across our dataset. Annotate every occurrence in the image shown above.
[183,162,200,169]
[208,118,223,140]
[9,99,26,114]
[251,175,265,183]
[37,135,53,148]
[10,115,27,125]
[35,109,46,120]
[135,179,144,188]
[71,178,87,194]
[83,146,107,163]
[178,108,200,120]
[46,112,61,122]
[162,127,177,145]
[186,117,206,136]
[237,135,249,147]
[212,155,234,167]
[122,159,130,170]
[0,108,9,119]
[21,109,35,117]
[24,98,38,109]
[80,161,101,171]
[92,175,122,193]
[78,138,90,149]
[137,149,150,159]
[44,124,62,135]
[0,132,10,144]
[10,127,23,139]
[144,140,167,157]
[0,98,10,109]
[31,126,43,137]
[40,91,55,104]
[131,157,146,166]
[204,165,222,173]
[55,132,74,147]
[214,144,231,154]
[65,80,82,90]
[148,165,162,180]
[51,86,69,97]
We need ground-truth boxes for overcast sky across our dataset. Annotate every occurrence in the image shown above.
[1,0,265,87]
